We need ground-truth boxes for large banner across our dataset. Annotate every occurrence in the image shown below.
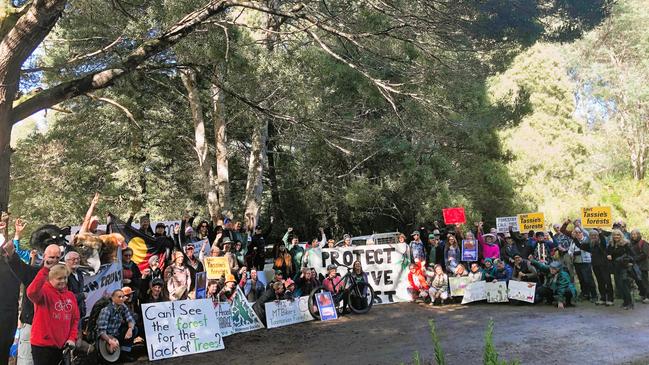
[496,216,519,233]
[265,296,314,329]
[82,249,122,318]
[517,213,545,232]
[306,243,410,303]
[581,206,612,229]
[142,299,224,361]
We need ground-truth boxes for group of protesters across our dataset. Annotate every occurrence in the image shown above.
[405,220,649,310]
[2,197,649,365]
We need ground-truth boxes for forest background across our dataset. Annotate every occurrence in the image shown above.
[3,0,648,241]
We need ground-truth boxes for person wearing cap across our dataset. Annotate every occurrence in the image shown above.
[530,257,576,308]
[512,254,538,283]
[477,222,501,262]
[242,269,265,302]
[221,238,239,274]
[253,282,285,326]
[426,232,445,270]
[96,289,137,362]
[218,274,237,302]
[283,278,296,299]
[492,259,513,283]
[482,258,497,281]
[142,278,167,304]
[266,269,284,290]
[184,242,204,274]
[120,286,138,321]
[166,251,191,301]
[409,231,426,270]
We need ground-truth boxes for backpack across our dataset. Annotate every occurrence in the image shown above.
[83,297,111,341]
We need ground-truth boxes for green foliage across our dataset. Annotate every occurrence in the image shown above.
[429,320,446,365]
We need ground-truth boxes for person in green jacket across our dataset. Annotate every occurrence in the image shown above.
[531,258,576,309]
[284,227,304,276]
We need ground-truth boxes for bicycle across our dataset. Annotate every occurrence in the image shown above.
[308,265,375,319]
[61,343,75,365]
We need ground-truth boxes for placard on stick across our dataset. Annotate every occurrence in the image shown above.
[581,206,612,229]
[204,257,231,279]
[517,213,545,232]
[443,207,466,225]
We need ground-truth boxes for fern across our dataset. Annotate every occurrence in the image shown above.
[429,319,446,365]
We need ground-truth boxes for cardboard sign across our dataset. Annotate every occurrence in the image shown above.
[581,206,612,229]
[204,257,231,279]
[517,213,545,232]
[461,240,478,262]
[485,281,509,303]
[496,216,519,233]
[461,281,487,304]
[142,299,224,361]
[449,277,470,297]
[315,291,338,321]
[507,280,536,303]
[443,207,466,225]
[213,302,234,337]
[230,287,265,333]
[264,296,314,329]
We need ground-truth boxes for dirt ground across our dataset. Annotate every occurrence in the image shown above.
[133,300,649,365]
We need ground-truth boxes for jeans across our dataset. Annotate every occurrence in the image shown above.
[574,262,597,299]
[592,264,614,302]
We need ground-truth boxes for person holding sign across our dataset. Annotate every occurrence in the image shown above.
[575,229,614,306]
[27,262,80,365]
[476,222,500,262]
[96,289,137,362]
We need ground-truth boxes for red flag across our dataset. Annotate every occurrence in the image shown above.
[443,207,466,225]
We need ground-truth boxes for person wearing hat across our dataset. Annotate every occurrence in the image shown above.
[530,257,576,308]
[183,242,204,275]
[409,231,426,270]
[166,251,191,301]
[97,289,137,362]
[426,232,445,270]
[121,247,141,298]
[142,278,167,304]
[492,259,513,283]
[217,274,237,302]
[477,222,501,263]
[283,278,296,300]
[266,269,284,290]
[252,282,285,326]
[512,254,538,283]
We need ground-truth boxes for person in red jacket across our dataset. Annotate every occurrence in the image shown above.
[27,262,80,365]
[407,263,430,302]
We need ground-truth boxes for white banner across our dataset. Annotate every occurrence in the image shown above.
[461,281,487,304]
[143,299,224,361]
[82,256,122,318]
[306,243,410,303]
[507,280,536,303]
[264,296,314,329]
[213,302,234,337]
[496,216,519,233]
[486,281,509,303]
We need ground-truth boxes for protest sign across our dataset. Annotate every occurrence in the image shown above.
[230,287,265,332]
[496,216,519,233]
[213,302,234,337]
[507,281,536,303]
[205,257,231,279]
[307,243,410,303]
[443,207,466,225]
[517,213,545,232]
[461,281,486,304]
[461,240,478,262]
[195,272,207,299]
[315,291,338,321]
[449,277,470,297]
[142,299,224,361]
[265,296,314,329]
[485,281,509,303]
[83,253,122,318]
[581,206,612,229]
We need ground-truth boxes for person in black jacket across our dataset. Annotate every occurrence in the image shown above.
[607,229,636,309]
[0,221,21,365]
[575,229,614,306]
[252,282,285,326]
[64,251,86,319]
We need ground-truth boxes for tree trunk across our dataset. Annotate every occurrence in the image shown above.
[211,69,230,219]
[266,121,283,222]
[244,121,268,231]
[0,119,11,211]
[180,68,221,218]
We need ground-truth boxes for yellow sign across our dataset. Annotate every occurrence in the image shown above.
[204,257,231,279]
[517,213,545,232]
[581,206,612,228]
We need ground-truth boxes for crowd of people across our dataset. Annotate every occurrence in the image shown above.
[1,199,649,365]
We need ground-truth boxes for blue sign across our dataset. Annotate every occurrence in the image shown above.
[195,272,207,299]
[462,239,478,262]
[315,291,338,321]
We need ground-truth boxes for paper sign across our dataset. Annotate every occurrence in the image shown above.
[449,277,470,297]
[443,207,466,225]
[581,206,612,229]
[213,302,234,337]
[264,296,314,329]
[507,280,536,303]
[204,257,231,279]
[496,217,519,233]
[461,281,487,304]
[485,281,509,303]
[517,213,545,232]
[195,272,207,299]
[142,299,224,361]
[461,240,478,262]
[230,287,265,333]
[315,291,338,321]
[83,252,122,318]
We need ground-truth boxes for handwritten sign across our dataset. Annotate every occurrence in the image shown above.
[507,280,536,303]
[264,296,314,329]
[204,257,231,279]
[496,216,519,233]
[449,277,470,297]
[517,213,545,232]
[581,206,612,229]
[461,281,486,304]
[443,207,466,225]
[485,281,509,303]
[213,302,234,337]
[142,299,224,360]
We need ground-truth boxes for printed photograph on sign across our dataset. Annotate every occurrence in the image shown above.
[581,206,612,228]
[195,272,207,299]
[316,291,338,321]
[461,240,478,262]
[485,281,509,303]
[507,280,536,303]
[449,277,470,297]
